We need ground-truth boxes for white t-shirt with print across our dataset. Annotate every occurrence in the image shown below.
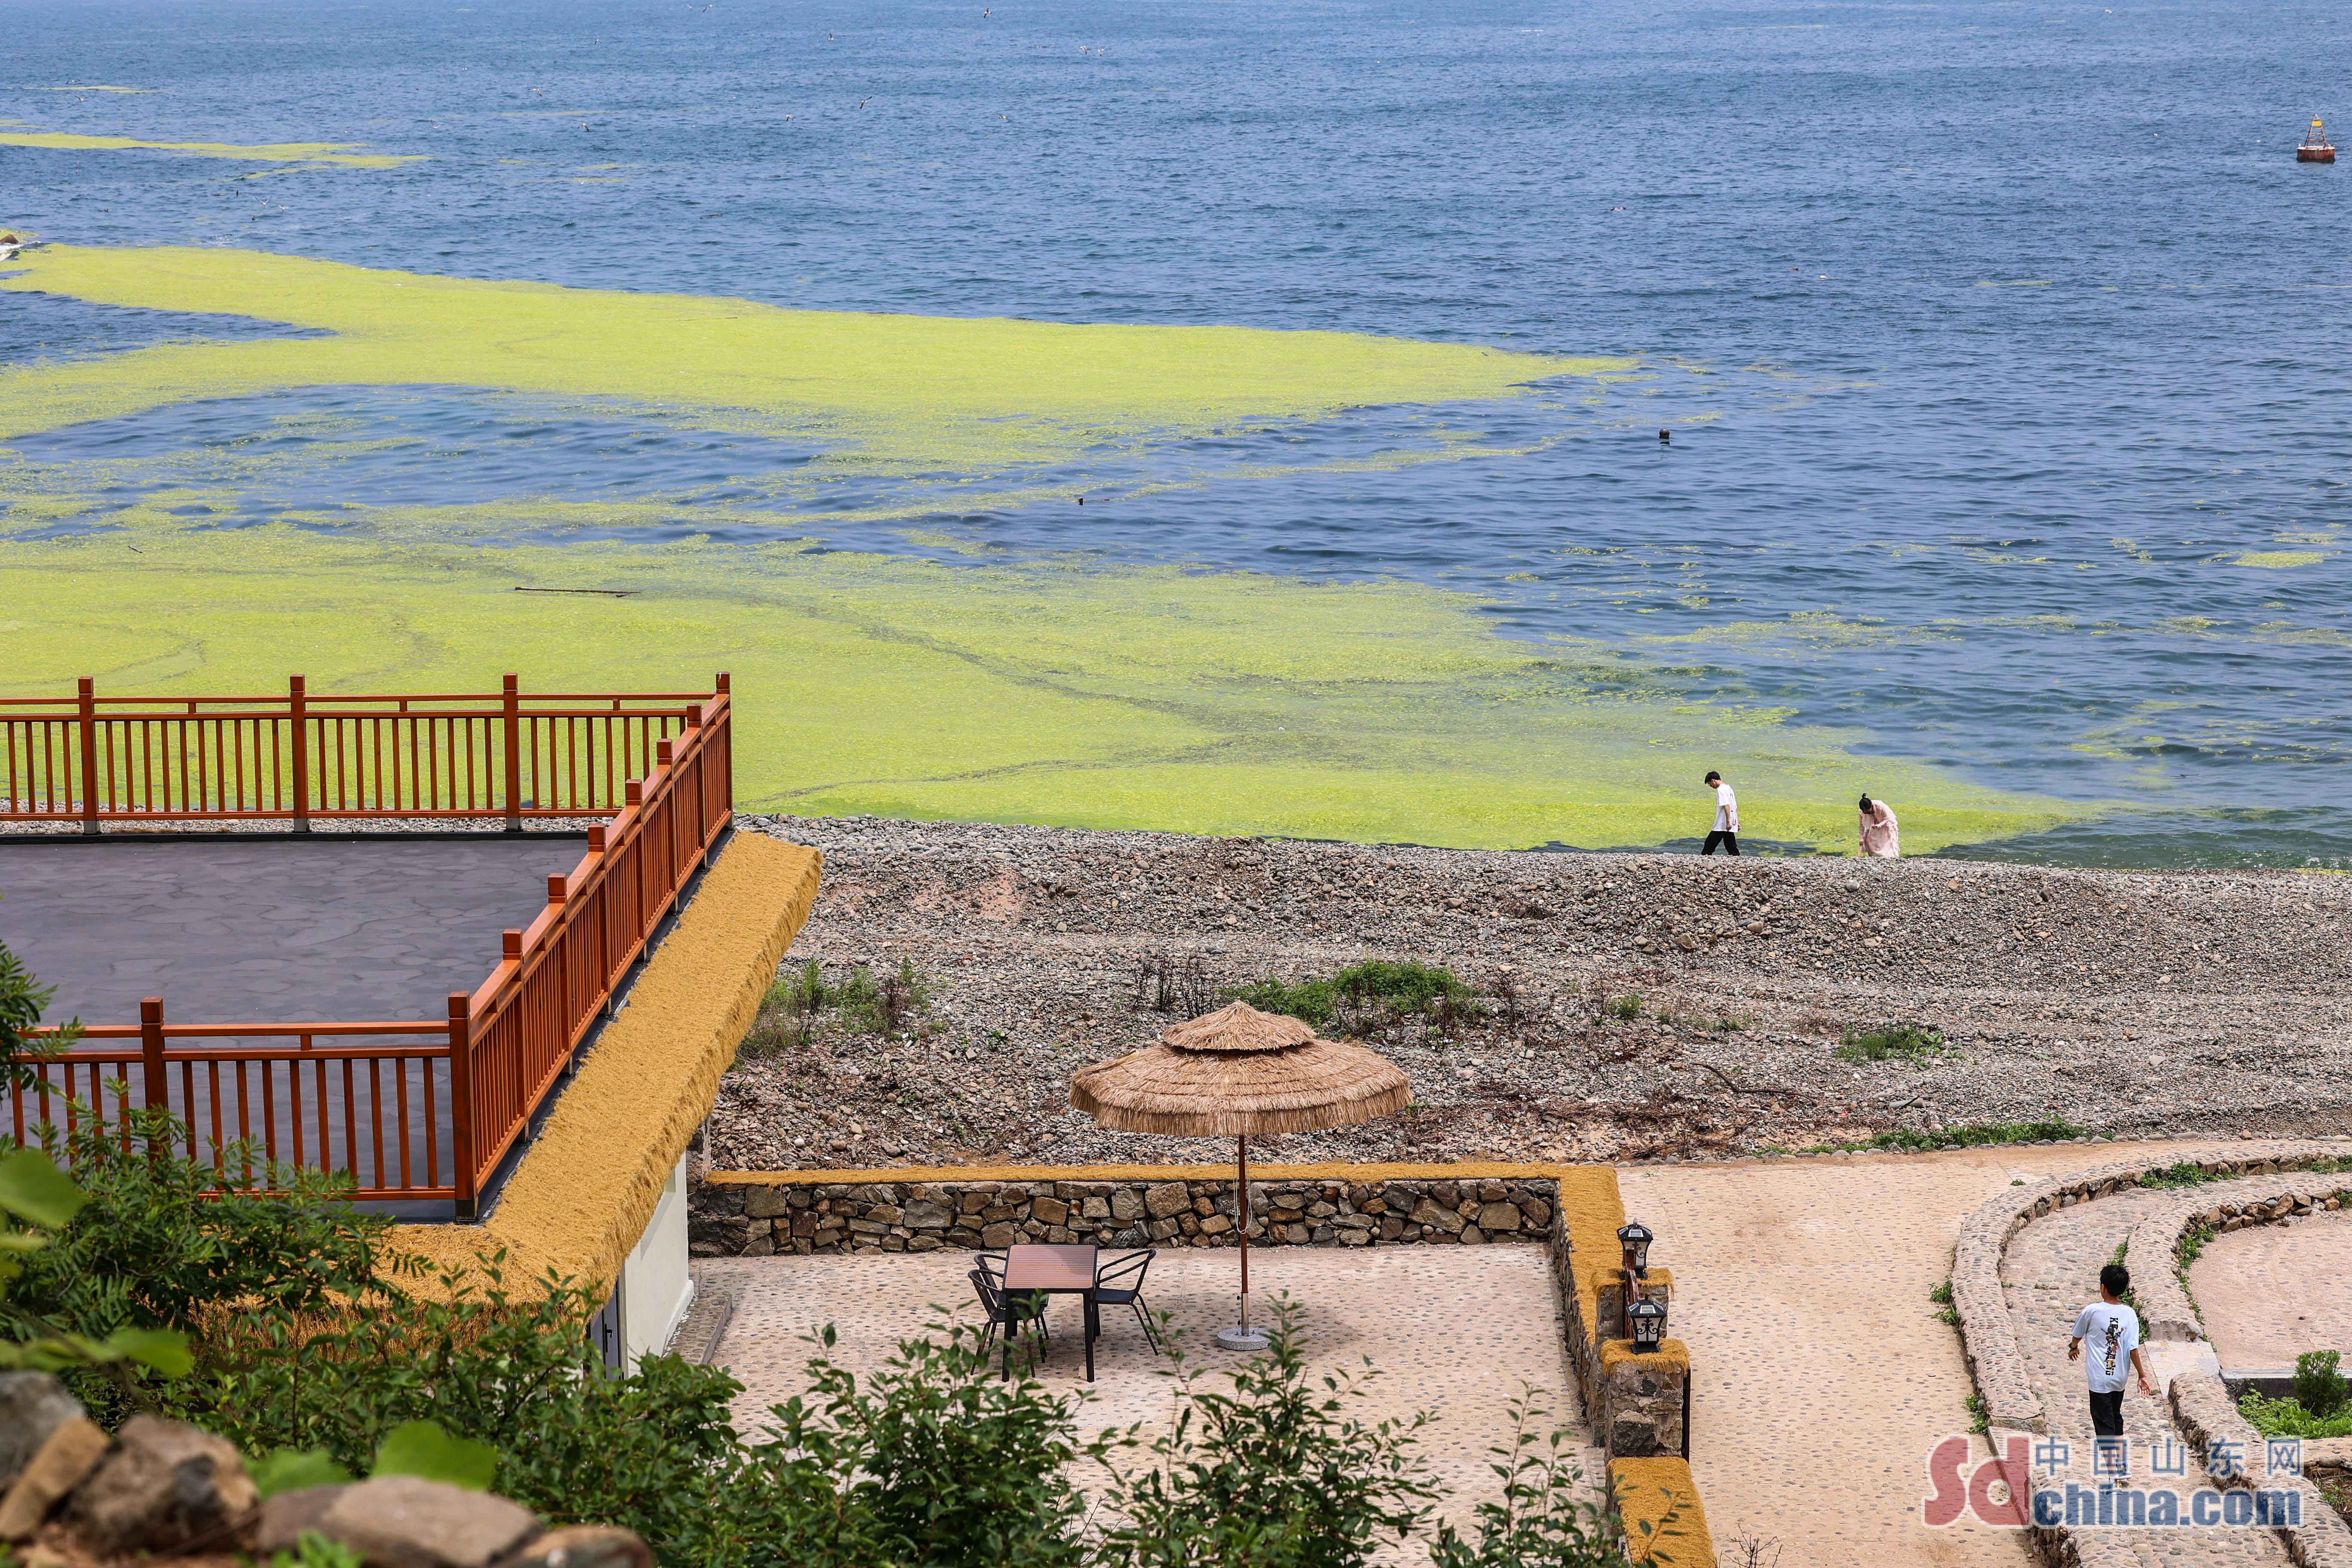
[2073,1302,2139,1393]
[1712,783,1739,833]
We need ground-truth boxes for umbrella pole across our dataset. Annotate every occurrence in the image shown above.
[1215,1131,1269,1352]
[1237,1132,1250,1325]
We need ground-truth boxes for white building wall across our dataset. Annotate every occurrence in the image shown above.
[618,1151,695,1368]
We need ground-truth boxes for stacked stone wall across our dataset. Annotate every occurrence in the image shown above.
[691,1173,1558,1257]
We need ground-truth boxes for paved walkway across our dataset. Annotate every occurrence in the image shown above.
[2191,1210,2352,1371]
[1622,1140,2258,1568]
[695,1246,1600,1544]
[0,836,577,1023]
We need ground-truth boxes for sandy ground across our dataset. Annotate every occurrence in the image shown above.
[710,815,2352,1173]
[2191,1210,2352,1371]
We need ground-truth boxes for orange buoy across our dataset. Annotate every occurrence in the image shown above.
[2300,119,2336,162]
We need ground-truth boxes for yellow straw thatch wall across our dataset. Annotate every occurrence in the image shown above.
[1609,1456,1716,1566]
[392,831,821,1295]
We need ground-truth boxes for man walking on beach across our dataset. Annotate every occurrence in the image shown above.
[1702,771,1739,855]
[2069,1263,2154,1439]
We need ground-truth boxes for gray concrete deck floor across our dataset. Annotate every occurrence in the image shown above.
[0,836,580,1025]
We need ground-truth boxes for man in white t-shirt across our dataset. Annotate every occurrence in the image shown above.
[1701,771,1739,856]
[2069,1262,2154,1439]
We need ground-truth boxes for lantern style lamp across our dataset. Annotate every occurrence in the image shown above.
[1626,1294,1668,1351]
[1617,1220,1654,1279]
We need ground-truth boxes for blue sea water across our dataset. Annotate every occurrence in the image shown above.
[2,0,2347,864]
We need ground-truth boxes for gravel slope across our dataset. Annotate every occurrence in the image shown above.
[703,815,2352,1173]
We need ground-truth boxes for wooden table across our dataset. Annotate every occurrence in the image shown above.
[1002,1243,1100,1381]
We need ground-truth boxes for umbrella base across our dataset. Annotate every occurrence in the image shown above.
[1214,1325,1271,1352]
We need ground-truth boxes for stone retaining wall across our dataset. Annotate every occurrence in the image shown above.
[692,1171,1559,1256]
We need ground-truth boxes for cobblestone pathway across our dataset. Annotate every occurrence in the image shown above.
[2001,1184,2294,1567]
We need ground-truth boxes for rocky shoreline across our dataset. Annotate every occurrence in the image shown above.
[701,814,2352,1173]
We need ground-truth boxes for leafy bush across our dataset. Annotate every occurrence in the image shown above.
[1427,1393,1635,1568]
[2240,1388,2352,1440]
[1831,1024,1945,1064]
[2297,1350,2349,1419]
[1095,1308,1436,1567]
[1598,994,1643,1023]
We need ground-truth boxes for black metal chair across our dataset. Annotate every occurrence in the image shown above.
[1090,1248,1160,1353]
[970,1268,1049,1372]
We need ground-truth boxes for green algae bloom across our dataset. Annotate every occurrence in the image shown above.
[0,514,2078,854]
[0,245,1611,467]
[0,132,421,167]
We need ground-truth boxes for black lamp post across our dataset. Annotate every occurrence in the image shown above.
[1617,1220,1654,1279]
[1627,1294,1668,1351]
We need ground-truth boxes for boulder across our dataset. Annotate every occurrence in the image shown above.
[497,1524,655,1568]
[254,1485,349,1557]
[0,1374,84,1492]
[0,1416,110,1540]
[321,1476,540,1568]
[70,1415,258,1556]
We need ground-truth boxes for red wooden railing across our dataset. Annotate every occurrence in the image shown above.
[9,676,737,1216]
[0,674,717,830]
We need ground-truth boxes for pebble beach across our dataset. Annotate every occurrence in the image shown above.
[703,815,2352,1173]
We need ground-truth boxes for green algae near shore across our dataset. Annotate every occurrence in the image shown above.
[0,132,422,167]
[0,245,1608,466]
[0,516,2076,853]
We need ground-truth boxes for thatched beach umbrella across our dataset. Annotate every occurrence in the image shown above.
[1070,1001,1411,1351]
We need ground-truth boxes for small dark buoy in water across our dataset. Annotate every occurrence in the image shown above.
[1658,429,1671,445]
[2300,119,2336,162]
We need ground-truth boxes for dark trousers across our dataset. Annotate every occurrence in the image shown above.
[1702,830,1740,856]
[2089,1388,2125,1439]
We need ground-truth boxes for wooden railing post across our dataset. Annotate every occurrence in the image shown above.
[448,992,476,1219]
[288,675,311,833]
[502,674,524,833]
[716,673,733,820]
[138,997,167,1141]
[77,679,100,836]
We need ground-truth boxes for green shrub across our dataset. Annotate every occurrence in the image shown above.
[1095,1306,1436,1567]
[1425,1391,1636,1568]
[1600,994,1643,1022]
[2297,1350,2349,1419]
[2141,1162,2221,1190]
[2240,1387,2352,1440]
[1831,1024,1946,1064]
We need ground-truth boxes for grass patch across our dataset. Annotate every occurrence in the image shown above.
[2141,1161,2223,1190]
[741,958,930,1053]
[1965,1392,1989,1436]
[1228,959,1484,1037]
[1831,1023,1947,1065]
[1793,1117,2089,1155]
[1597,992,1645,1023]
[1929,1279,1958,1328]
[2241,1357,2352,1439]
